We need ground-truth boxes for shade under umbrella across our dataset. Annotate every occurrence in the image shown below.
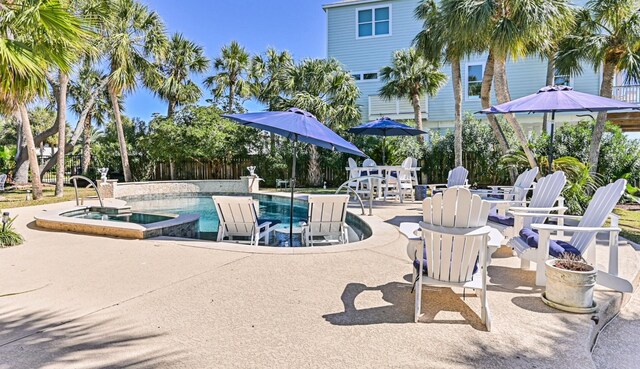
[223,108,366,246]
[478,85,639,167]
[348,117,426,164]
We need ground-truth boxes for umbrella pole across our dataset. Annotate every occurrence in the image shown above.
[289,139,297,247]
[548,111,555,172]
[382,136,386,165]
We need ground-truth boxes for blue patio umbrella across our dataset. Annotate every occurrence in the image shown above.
[348,117,426,164]
[478,85,639,167]
[223,108,366,245]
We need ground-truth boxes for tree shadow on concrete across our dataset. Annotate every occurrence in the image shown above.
[322,281,486,330]
[0,307,183,368]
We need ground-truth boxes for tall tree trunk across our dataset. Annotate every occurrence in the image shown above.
[307,145,321,186]
[589,61,616,174]
[55,72,69,197]
[13,114,29,183]
[18,104,44,199]
[480,51,510,154]
[228,80,235,113]
[451,58,463,167]
[494,56,539,171]
[109,87,132,182]
[542,55,556,134]
[81,113,92,175]
[167,99,176,117]
[411,93,424,144]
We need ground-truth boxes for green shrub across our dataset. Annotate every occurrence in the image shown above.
[0,217,24,248]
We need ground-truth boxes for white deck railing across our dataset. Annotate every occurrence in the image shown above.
[612,85,640,104]
[368,95,428,120]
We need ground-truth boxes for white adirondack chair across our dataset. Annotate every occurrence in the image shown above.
[487,171,567,241]
[302,194,350,246]
[415,187,493,330]
[475,167,538,202]
[509,179,628,287]
[213,196,278,246]
[427,166,469,193]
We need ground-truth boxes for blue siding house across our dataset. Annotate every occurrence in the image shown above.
[323,0,614,133]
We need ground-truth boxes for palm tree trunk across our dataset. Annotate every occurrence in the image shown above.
[13,113,29,183]
[411,93,424,144]
[494,56,539,171]
[81,112,92,175]
[480,51,510,154]
[167,99,176,117]
[307,145,321,186]
[18,104,44,199]
[55,72,69,197]
[228,80,235,113]
[109,87,132,182]
[589,61,616,174]
[542,55,555,134]
[451,58,463,167]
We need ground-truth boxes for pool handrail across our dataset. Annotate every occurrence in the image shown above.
[335,175,385,216]
[69,175,104,208]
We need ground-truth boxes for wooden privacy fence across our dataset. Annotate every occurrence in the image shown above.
[151,159,253,181]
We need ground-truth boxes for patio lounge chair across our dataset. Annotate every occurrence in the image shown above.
[474,167,538,202]
[487,171,567,241]
[302,194,349,246]
[212,196,279,246]
[414,187,493,330]
[509,179,628,287]
[427,166,468,193]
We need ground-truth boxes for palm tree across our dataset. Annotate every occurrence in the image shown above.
[204,41,251,113]
[0,0,89,199]
[103,0,167,182]
[446,0,574,172]
[556,0,640,173]
[69,66,112,175]
[148,33,210,117]
[379,48,447,142]
[281,58,361,185]
[249,48,294,153]
[415,0,510,168]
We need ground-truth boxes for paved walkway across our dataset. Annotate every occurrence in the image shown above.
[0,199,637,368]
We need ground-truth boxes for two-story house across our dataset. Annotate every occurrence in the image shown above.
[323,0,639,133]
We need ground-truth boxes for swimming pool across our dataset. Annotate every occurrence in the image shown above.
[121,193,370,243]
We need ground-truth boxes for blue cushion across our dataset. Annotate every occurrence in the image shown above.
[412,247,479,274]
[488,214,514,226]
[487,193,503,199]
[518,228,581,258]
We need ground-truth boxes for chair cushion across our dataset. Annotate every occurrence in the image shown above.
[412,247,479,274]
[519,228,581,258]
[487,193,504,199]
[488,214,514,226]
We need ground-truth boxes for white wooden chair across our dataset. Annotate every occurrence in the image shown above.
[347,158,368,196]
[302,194,350,246]
[213,196,278,246]
[427,166,469,193]
[509,179,628,287]
[474,167,538,202]
[384,158,414,203]
[415,187,493,330]
[487,171,567,241]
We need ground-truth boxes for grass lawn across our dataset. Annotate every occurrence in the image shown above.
[614,208,640,245]
[1,186,97,209]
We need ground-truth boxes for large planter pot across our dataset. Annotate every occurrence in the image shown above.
[544,259,597,312]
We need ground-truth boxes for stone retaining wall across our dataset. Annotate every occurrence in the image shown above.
[112,177,261,198]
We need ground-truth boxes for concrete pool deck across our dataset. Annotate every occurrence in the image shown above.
[0,198,639,368]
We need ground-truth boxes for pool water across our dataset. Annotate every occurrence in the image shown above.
[124,195,309,239]
[63,210,173,225]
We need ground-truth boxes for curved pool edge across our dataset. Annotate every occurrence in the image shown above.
[146,209,401,255]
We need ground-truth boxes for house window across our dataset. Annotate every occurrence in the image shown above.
[351,74,362,81]
[467,64,483,99]
[554,75,571,86]
[357,6,391,38]
[363,72,378,80]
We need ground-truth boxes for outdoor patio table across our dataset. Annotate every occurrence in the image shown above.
[345,166,421,199]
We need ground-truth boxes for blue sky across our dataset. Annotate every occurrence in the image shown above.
[127,0,330,121]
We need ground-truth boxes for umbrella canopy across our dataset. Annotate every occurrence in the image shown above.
[224,108,365,157]
[222,108,365,246]
[348,117,427,136]
[479,85,639,114]
[348,117,426,164]
[477,85,640,168]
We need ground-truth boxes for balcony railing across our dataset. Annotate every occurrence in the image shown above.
[368,95,427,120]
[612,85,640,104]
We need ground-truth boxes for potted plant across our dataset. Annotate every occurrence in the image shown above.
[543,253,597,313]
